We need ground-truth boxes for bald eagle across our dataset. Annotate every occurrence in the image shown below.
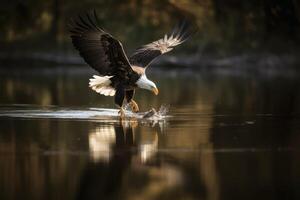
[69,11,193,118]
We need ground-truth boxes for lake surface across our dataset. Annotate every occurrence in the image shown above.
[1,67,300,200]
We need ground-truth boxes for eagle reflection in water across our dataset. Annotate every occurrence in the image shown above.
[76,121,206,200]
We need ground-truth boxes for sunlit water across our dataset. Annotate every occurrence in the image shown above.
[0,105,169,121]
[1,67,300,200]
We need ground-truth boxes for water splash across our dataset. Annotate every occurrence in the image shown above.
[158,104,170,116]
[0,104,170,121]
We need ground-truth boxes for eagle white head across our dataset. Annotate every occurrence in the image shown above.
[136,75,159,95]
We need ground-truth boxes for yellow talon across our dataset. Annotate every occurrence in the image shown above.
[130,100,139,113]
[118,107,125,119]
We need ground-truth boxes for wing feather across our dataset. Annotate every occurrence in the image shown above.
[129,20,194,68]
[69,10,135,79]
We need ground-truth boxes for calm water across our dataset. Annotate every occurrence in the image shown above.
[1,67,300,200]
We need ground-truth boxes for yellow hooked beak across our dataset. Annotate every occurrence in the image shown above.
[152,87,159,95]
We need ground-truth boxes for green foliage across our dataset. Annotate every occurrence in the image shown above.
[0,0,299,54]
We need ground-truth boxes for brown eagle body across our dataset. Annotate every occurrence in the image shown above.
[69,10,193,118]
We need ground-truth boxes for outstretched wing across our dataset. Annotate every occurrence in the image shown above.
[69,10,135,78]
[129,21,193,68]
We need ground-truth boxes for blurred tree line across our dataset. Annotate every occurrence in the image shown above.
[0,0,299,55]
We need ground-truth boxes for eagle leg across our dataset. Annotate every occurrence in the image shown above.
[126,90,139,112]
[129,100,139,113]
[115,87,125,119]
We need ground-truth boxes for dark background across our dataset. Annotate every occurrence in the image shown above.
[0,0,299,58]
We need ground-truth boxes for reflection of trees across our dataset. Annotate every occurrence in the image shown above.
[1,77,52,105]
[210,76,300,200]
[0,74,111,106]
[0,119,90,200]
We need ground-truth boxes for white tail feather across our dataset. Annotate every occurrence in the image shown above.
[89,75,116,96]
